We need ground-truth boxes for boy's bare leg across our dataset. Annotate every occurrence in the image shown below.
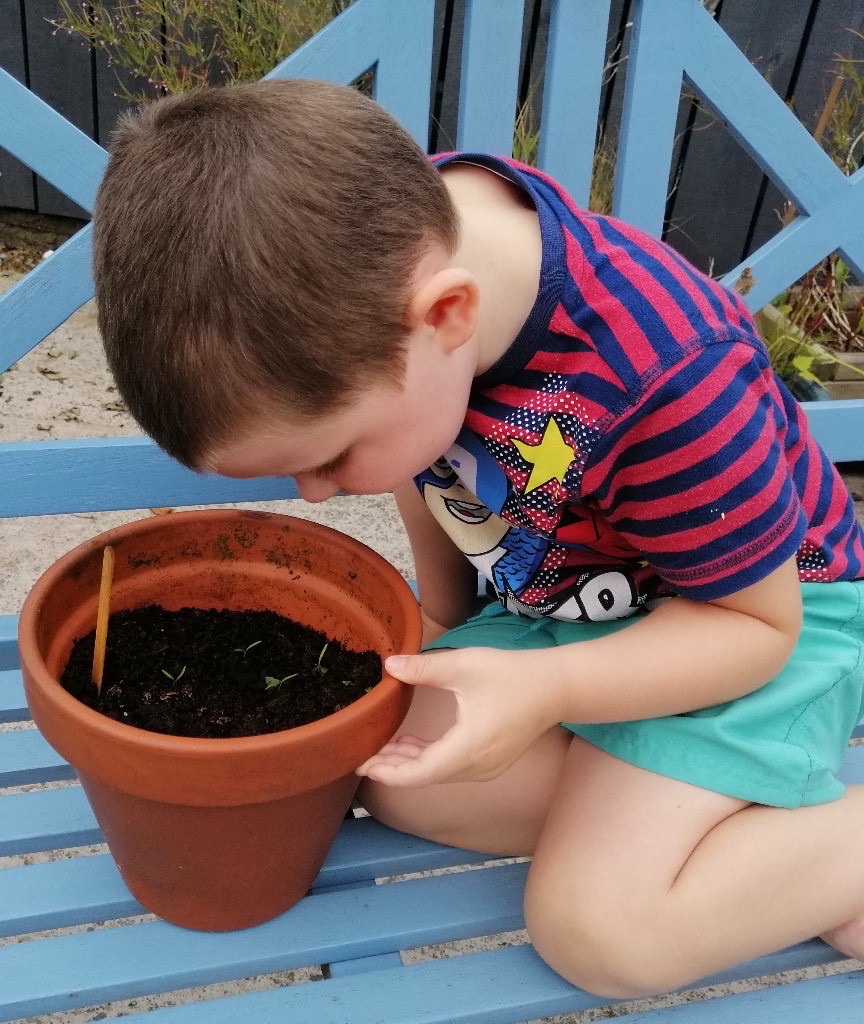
[525,737,864,998]
[358,684,571,856]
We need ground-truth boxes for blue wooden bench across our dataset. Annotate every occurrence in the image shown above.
[3,1,864,1020]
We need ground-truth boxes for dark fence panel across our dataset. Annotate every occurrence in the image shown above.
[1,0,862,278]
[0,0,36,212]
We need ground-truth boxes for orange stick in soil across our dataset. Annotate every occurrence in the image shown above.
[91,545,115,693]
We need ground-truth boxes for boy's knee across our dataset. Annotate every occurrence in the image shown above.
[524,883,697,999]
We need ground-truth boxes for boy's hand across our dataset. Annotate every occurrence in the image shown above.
[356,647,561,787]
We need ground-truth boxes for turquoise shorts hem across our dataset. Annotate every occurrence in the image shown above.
[425,581,864,809]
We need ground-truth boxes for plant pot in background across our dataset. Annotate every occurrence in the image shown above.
[18,510,421,931]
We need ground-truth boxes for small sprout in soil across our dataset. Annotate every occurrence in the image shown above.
[234,640,262,656]
[265,674,298,690]
[314,644,329,674]
[161,665,186,683]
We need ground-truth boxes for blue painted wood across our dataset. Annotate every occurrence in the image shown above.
[0,65,107,211]
[0,787,102,857]
[616,971,864,1023]
[266,0,436,148]
[0,728,73,787]
[538,0,610,206]
[839,744,864,785]
[320,818,487,889]
[0,224,95,373]
[326,951,404,976]
[0,669,27,723]
[0,922,849,1024]
[800,400,864,464]
[456,0,524,154]
[0,862,528,1021]
[0,616,19,671]
[612,0,684,233]
[0,437,300,519]
[720,168,864,313]
[0,854,144,938]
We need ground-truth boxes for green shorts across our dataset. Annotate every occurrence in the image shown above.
[425,581,864,808]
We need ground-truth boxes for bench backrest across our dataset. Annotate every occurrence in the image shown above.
[1,0,863,521]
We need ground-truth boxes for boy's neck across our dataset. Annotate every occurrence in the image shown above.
[441,162,543,376]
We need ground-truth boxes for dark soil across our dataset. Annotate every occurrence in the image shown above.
[61,605,382,738]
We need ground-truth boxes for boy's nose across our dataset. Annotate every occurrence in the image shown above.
[294,475,338,504]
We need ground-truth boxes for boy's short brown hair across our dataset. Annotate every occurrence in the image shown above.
[93,79,459,468]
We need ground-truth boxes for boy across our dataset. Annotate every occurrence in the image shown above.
[93,79,864,997]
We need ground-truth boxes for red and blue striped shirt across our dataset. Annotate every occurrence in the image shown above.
[415,154,864,621]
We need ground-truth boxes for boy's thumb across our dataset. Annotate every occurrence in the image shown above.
[384,653,440,687]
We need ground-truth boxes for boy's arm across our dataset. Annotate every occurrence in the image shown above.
[544,553,802,722]
[359,555,802,786]
[393,482,478,644]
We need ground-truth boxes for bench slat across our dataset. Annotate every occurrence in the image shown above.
[0,727,74,786]
[0,437,299,518]
[0,926,853,1024]
[0,853,142,937]
[619,969,863,1023]
[0,862,528,1021]
[801,401,864,464]
[0,815,487,932]
[0,617,19,672]
[0,669,26,723]
[0,786,102,856]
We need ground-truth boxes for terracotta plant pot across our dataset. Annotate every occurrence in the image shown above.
[19,509,420,930]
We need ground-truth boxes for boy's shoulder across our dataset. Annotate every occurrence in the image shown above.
[434,151,762,365]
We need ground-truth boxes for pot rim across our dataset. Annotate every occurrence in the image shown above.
[19,509,421,756]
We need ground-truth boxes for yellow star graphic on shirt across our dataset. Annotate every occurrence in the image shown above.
[511,416,576,493]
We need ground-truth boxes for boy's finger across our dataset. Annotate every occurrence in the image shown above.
[360,731,469,788]
[384,652,459,688]
[355,735,429,775]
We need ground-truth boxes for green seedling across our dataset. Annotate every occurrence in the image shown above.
[314,644,329,673]
[161,666,186,683]
[234,640,262,656]
[265,674,297,690]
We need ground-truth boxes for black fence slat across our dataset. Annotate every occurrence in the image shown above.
[428,0,455,152]
[433,0,465,153]
[522,0,549,108]
[23,0,94,219]
[92,3,150,152]
[598,2,633,154]
[0,0,37,212]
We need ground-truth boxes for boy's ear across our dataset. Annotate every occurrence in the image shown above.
[408,267,479,353]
